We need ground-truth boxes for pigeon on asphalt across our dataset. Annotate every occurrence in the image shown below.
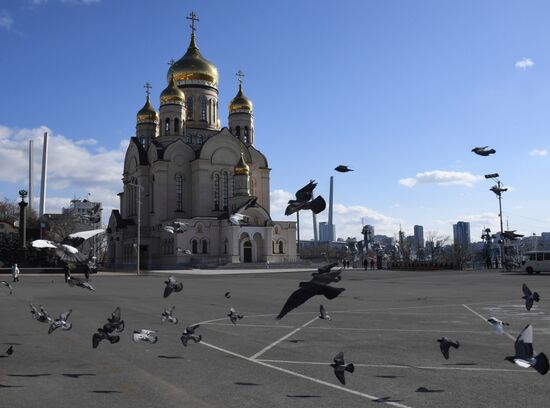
[334,165,353,173]
[132,329,158,344]
[163,276,183,298]
[104,307,125,333]
[505,324,549,375]
[276,280,345,320]
[330,352,354,385]
[6,346,13,356]
[487,317,510,335]
[30,304,52,323]
[319,304,331,320]
[48,310,73,334]
[472,146,496,156]
[161,306,178,324]
[92,328,120,349]
[437,337,460,360]
[163,221,189,234]
[67,276,95,291]
[228,307,244,325]
[224,291,231,299]
[180,325,202,346]
[522,283,540,311]
[1,281,13,295]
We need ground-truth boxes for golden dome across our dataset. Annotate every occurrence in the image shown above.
[234,151,250,175]
[160,75,185,105]
[229,83,253,113]
[168,34,218,86]
[136,95,159,124]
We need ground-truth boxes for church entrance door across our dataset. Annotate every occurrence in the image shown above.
[243,241,252,263]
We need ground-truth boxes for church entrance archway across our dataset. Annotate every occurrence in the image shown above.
[243,241,253,263]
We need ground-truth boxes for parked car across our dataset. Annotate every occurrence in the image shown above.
[522,251,550,274]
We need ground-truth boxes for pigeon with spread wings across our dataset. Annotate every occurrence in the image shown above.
[48,310,73,334]
[67,276,95,291]
[181,324,202,346]
[505,324,549,375]
[229,197,257,226]
[164,221,189,234]
[331,352,354,385]
[437,337,460,360]
[522,283,540,311]
[163,276,183,298]
[1,281,13,295]
[472,146,496,156]
[31,229,105,263]
[276,280,345,320]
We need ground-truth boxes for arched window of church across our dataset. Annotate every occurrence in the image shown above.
[175,174,183,212]
[209,99,214,123]
[202,239,208,254]
[187,97,193,120]
[164,118,170,135]
[200,96,207,121]
[222,172,229,211]
[272,240,275,254]
[197,134,203,144]
[186,134,192,144]
[244,127,249,144]
[192,239,198,254]
[151,176,155,213]
[213,174,220,211]
[279,240,284,254]
[250,178,255,196]
[174,118,180,133]
[235,126,240,137]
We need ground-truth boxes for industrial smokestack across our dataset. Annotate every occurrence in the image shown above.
[312,197,318,241]
[39,132,48,218]
[29,140,34,214]
[328,176,334,242]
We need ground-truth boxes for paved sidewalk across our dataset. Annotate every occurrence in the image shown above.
[142,267,318,275]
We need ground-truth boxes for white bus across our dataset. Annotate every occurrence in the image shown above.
[523,251,550,274]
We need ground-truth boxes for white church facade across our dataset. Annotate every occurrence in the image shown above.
[106,14,296,269]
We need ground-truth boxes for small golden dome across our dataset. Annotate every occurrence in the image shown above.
[229,83,253,113]
[234,151,250,175]
[137,95,159,124]
[168,34,219,86]
[160,75,185,105]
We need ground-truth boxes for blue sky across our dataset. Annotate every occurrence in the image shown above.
[1,0,549,240]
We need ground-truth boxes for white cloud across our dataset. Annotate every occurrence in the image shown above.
[515,58,534,69]
[0,12,14,31]
[269,190,402,240]
[398,170,482,188]
[75,138,98,146]
[529,148,547,157]
[0,124,126,222]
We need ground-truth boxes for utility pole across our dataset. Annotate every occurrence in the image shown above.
[484,173,506,269]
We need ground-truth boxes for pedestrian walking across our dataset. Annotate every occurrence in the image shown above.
[11,264,20,282]
[363,258,368,270]
[370,258,375,270]
[64,263,71,283]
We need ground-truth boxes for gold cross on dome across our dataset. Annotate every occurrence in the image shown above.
[236,70,245,84]
[187,11,199,34]
[144,82,152,97]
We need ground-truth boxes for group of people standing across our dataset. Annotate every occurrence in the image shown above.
[363,258,376,270]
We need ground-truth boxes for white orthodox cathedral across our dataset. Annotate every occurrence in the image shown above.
[106,14,296,269]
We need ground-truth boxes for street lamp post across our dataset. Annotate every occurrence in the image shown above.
[128,182,144,275]
[484,173,506,269]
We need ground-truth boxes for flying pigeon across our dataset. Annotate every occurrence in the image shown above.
[437,337,460,360]
[31,229,104,263]
[177,248,191,255]
[132,329,158,344]
[6,346,13,356]
[490,185,508,196]
[335,165,353,173]
[276,280,345,320]
[312,268,342,284]
[472,146,496,156]
[1,281,13,295]
[161,306,178,324]
[502,230,524,241]
[104,307,125,333]
[228,307,244,325]
[330,352,354,385]
[92,328,120,349]
[319,304,331,320]
[181,324,202,346]
[163,276,183,298]
[505,324,549,375]
[30,304,52,323]
[67,276,95,291]
[224,291,231,299]
[48,309,73,334]
[228,198,257,226]
[522,283,540,311]
[285,180,326,216]
[163,221,189,234]
[317,263,338,274]
[487,317,510,335]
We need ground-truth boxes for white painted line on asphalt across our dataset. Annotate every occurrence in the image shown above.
[257,359,535,373]
[202,322,295,329]
[308,327,492,334]
[250,316,319,360]
[200,341,415,408]
[462,304,516,341]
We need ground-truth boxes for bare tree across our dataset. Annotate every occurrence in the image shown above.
[425,231,450,261]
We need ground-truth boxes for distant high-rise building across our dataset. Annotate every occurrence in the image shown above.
[453,221,471,250]
[319,222,336,242]
[413,225,424,248]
